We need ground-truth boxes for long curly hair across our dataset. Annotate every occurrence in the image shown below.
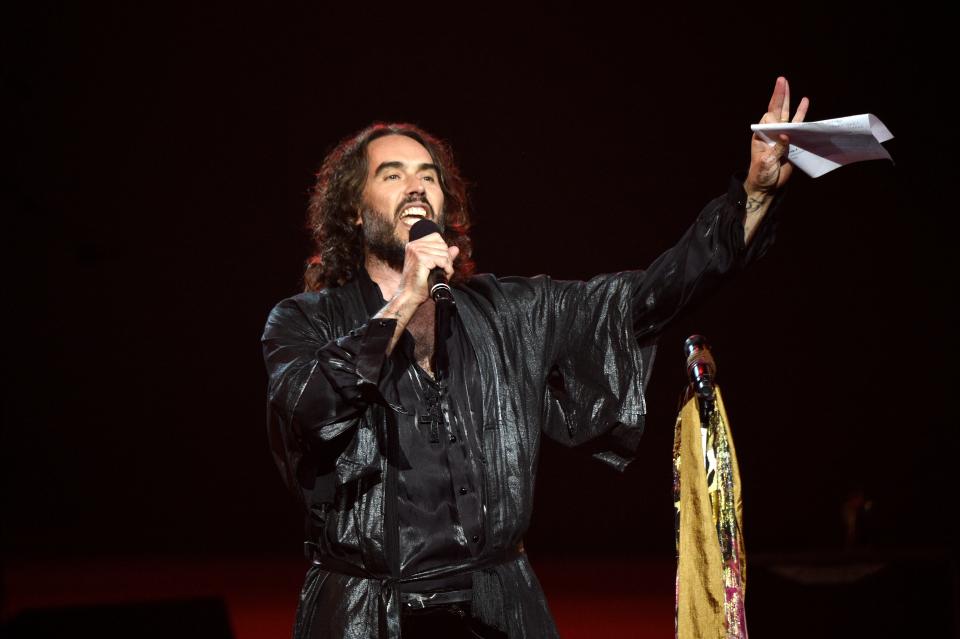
[304,123,475,292]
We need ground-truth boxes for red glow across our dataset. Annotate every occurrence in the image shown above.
[3,556,675,638]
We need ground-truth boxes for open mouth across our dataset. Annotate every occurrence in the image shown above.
[398,205,431,227]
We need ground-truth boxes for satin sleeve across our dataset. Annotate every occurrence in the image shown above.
[261,296,398,502]
[539,176,780,468]
[631,173,780,341]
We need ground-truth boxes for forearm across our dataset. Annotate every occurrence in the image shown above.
[373,289,425,355]
[631,176,780,340]
[742,183,775,245]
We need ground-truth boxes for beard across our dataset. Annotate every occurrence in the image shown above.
[361,196,443,273]
[361,207,406,272]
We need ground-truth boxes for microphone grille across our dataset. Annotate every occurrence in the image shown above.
[409,218,441,242]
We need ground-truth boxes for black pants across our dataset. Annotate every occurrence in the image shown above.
[401,604,508,639]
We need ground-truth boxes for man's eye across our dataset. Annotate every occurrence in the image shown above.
[422,175,437,183]
[384,174,401,181]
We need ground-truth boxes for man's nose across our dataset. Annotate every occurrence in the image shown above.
[405,174,426,195]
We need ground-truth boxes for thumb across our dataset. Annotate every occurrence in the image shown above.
[448,245,461,260]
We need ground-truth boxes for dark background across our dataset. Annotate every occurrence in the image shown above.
[3,1,954,571]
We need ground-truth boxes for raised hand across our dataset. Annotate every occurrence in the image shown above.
[746,76,810,196]
[398,232,459,306]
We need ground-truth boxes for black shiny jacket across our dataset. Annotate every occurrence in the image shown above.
[262,178,774,638]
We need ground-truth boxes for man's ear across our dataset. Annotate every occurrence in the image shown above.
[355,208,363,226]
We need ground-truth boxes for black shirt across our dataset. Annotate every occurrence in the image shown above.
[390,316,487,591]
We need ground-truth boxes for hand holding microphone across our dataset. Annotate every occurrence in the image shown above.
[408,219,457,304]
[370,219,458,356]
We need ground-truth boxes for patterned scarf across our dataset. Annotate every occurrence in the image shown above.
[673,387,747,638]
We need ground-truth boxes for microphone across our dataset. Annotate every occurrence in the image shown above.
[684,335,716,401]
[408,219,455,304]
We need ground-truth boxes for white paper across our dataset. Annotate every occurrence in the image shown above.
[751,114,894,178]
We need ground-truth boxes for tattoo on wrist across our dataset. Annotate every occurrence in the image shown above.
[376,302,404,323]
[745,195,768,214]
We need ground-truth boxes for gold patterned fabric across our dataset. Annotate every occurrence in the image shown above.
[673,387,747,638]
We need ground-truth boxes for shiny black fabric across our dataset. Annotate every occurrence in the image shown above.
[390,316,486,592]
[401,604,508,638]
[262,177,776,638]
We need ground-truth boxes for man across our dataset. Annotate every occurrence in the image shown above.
[262,77,809,638]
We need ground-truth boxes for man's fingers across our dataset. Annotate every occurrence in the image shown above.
[792,97,810,124]
[751,78,806,191]
[409,231,446,247]
[773,133,790,159]
[780,78,791,122]
[767,76,785,116]
[418,249,454,265]
[407,236,448,252]
[409,239,454,271]
[408,232,459,278]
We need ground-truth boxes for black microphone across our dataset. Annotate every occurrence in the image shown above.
[408,219,455,304]
[684,335,716,401]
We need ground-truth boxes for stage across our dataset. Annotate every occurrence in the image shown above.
[3,555,675,638]
[5,551,954,637]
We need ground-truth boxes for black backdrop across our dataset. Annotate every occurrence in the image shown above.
[3,3,954,563]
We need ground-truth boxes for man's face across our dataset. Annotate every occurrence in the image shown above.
[358,134,445,269]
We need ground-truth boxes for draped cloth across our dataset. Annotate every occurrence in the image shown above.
[673,387,747,638]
